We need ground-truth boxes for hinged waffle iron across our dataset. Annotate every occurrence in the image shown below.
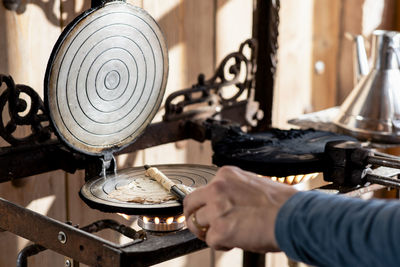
[44,1,216,216]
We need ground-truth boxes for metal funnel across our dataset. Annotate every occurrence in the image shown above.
[334,30,400,143]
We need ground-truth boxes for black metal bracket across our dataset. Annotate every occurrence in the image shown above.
[0,75,52,146]
[164,39,259,123]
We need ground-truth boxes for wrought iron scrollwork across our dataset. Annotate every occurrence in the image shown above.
[0,75,51,146]
[164,39,257,121]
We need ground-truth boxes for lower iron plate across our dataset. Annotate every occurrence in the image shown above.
[80,164,216,215]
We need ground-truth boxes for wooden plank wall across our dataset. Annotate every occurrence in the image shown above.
[311,0,341,111]
[0,2,66,266]
[272,0,314,129]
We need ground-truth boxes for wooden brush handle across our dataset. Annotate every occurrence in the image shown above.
[145,166,175,191]
[144,165,187,202]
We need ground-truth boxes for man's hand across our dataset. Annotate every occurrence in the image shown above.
[183,166,298,253]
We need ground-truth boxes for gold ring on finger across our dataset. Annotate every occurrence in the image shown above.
[191,211,209,233]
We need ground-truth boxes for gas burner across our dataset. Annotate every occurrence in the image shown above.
[138,214,186,232]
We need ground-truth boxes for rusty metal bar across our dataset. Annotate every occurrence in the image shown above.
[0,119,194,182]
[0,197,123,266]
[0,140,86,182]
[117,119,190,155]
[0,196,207,266]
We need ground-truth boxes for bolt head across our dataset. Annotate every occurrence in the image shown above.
[58,231,67,244]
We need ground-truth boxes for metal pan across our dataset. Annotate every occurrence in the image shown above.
[44,0,168,157]
[80,164,217,215]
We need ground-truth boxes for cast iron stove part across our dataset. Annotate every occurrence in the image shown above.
[138,214,186,232]
[323,140,400,188]
[211,126,357,177]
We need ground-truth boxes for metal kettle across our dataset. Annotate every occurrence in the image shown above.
[334,30,400,143]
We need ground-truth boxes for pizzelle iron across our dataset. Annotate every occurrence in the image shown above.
[335,30,400,143]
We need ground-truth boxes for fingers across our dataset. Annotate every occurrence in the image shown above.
[196,197,233,222]
[186,196,234,237]
[205,216,235,250]
[183,166,235,218]
[183,185,208,219]
[183,185,213,241]
[184,165,247,238]
[183,165,294,253]
[185,189,236,244]
[186,209,208,241]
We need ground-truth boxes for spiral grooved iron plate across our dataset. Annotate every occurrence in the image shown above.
[80,164,217,215]
[46,2,168,155]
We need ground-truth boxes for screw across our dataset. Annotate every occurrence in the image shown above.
[58,231,67,244]
[65,259,71,267]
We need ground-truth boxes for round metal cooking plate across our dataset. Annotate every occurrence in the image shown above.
[80,164,217,215]
[45,2,168,155]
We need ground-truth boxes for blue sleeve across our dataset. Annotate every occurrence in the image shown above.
[275,191,400,267]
